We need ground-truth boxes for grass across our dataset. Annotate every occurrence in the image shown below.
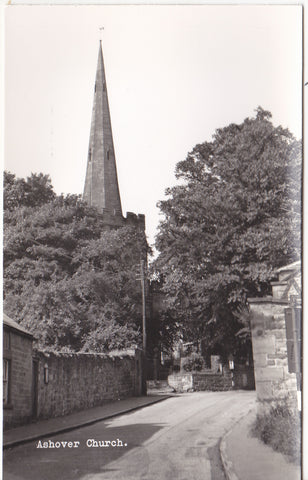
[251,403,301,464]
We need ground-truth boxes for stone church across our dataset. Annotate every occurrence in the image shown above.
[82,41,159,375]
[83,40,145,232]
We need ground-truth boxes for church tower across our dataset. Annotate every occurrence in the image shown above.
[83,41,145,230]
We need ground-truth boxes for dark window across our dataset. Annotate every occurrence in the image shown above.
[3,358,10,405]
[3,330,10,350]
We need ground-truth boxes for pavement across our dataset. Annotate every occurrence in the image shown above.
[3,390,301,480]
[220,404,301,480]
[3,390,252,480]
[3,394,170,449]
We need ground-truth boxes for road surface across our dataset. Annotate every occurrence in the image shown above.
[3,391,255,480]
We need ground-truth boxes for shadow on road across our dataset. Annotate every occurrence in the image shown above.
[3,421,165,480]
[207,443,226,480]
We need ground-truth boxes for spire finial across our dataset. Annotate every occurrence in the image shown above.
[99,26,104,42]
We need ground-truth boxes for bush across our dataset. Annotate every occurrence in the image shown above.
[182,353,204,372]
[251,403,301,464]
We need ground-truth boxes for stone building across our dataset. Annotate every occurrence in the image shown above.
[248,261,301,411]
[3,313,35,430]
[83,40,145,231]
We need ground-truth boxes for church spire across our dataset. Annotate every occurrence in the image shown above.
[83,40,123,221]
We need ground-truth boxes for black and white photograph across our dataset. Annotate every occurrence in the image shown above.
[2,3,303,480]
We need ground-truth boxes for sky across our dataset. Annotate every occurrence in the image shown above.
[4,4,302,249]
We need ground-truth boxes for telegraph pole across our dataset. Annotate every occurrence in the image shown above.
[140,260,147,355]
[135,260,147,355]
[136,260,147,394]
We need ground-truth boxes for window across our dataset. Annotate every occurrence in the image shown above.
[3,330,10,350]
[3,359,10,405]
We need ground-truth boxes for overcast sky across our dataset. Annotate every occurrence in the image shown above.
[4,4,302,248]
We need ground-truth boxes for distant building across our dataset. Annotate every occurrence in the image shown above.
[83,40,145,231]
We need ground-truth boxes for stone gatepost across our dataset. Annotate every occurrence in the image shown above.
[248,261,301,412]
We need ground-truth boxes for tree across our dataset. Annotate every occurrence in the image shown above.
[4,187,149,352]
[154,107,301,359]
[4,171,55,211]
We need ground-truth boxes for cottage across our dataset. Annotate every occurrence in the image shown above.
[3,313,35,430]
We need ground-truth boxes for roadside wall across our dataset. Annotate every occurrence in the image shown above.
[168,372,233,392]
[35,349,143,420]
[193,372,232,391]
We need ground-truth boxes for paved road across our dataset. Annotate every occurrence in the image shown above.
[3,391,255,480]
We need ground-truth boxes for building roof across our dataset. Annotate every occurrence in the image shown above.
[276,260,301,273]
[3,313,33,339]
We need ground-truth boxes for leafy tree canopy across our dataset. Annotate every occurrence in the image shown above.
[4,171,55,211]
[154,107,301,359]
[4,179,149,352]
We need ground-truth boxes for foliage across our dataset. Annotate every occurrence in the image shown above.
[251,403,301,464]
[182,352,204,372]
[4,171,55,211]
[154,108,301,356]
[4,181,149,352]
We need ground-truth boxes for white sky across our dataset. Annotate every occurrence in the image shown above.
[4,4,302,249]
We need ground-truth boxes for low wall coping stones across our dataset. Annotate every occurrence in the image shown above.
[34,349,136,360]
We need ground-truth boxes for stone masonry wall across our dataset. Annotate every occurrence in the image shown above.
[249,301,297,409]
[168,373,193,392]
[168,372,232,392]
[193,373,232,391]
[3,330,34,430]
[35,350,143,420]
